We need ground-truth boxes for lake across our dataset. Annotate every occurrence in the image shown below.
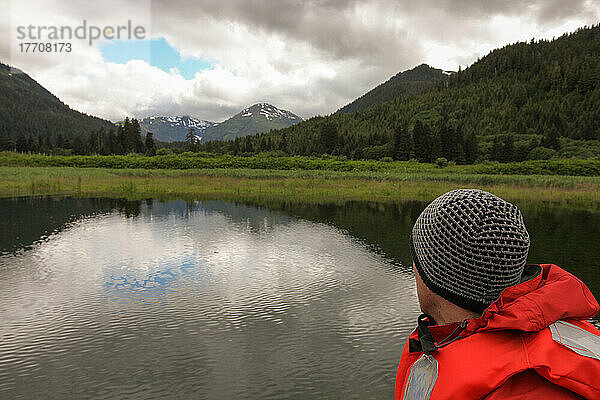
[1,197,598,399]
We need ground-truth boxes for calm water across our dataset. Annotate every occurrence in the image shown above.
[0,197,598,399]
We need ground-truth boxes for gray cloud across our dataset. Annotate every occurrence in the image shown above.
[151,0,419,64]
[4,0,600,122]
[151,0,598,63]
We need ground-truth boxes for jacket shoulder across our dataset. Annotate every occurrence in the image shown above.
[483,370,585,399]
[524,319,600,399]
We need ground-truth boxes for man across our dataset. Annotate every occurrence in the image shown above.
[395,189,600,399]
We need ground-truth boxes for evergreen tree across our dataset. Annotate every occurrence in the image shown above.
[392,125,401,160]
[121,117,141,153]
[451,124,466,163]
[117,124,127,154]
[430,131,442,161]
[490,136,503,161]
[55,133,65,148]
[73,136,85,155]
[320,122,338,154]
[87,130,99,154]
[131,119,144,153]
[26,134,36,153]
[185,128,197,151]
[106,128,117,155]
[0,132,14,151]
[581,120,597,140]
[16,132,28,153]
[501,133,516,162]
[279,132,288,153]
[412,120,429,162]
[44,136,52,152]
[37,135,44,153]
[230,138,240,155]
[394,125,413,160]
[464,131,479,164]
[528,137,539,152]
[145,131,156,156]
[439,122,453,160]
[541,126,561,150]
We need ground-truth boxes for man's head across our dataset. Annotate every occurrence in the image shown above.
[410,189,530,315]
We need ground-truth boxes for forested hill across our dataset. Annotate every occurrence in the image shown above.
[198,24,600,162]
[0,63,114,143]
[336,64,451,114]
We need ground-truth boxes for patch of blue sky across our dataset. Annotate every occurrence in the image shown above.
[98,37,213,79]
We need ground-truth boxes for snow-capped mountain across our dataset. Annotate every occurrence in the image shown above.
[201,103,302,142]
[138,115,218,142]
[138,103,301,143]
[239,103,300,122]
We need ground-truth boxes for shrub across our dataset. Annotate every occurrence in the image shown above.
[156,148,172,155]
[362,143,392,160]
[435,157,449,168]
[1,153,599,176]
[528,147,556,160]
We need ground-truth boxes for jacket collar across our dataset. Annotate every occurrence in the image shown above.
[413,264,599,348]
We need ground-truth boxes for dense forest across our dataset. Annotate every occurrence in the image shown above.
[193,25,600,163]
[0,117,156,156]
[0,63,114,146]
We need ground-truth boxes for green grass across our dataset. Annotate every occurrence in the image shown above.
[1,166,599,212]
[1,152,598,211]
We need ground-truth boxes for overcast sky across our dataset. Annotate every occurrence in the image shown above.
[3,0,599,122]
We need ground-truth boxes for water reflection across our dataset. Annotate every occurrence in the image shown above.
[0,197,148,255]
[0,198,417,399]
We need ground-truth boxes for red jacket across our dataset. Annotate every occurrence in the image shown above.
[395,264,600,399]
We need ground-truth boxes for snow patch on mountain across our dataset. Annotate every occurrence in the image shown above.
[241,103,301,121]
[141,115,217,131]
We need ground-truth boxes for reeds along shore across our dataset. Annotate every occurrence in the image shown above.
[1,165,599,212]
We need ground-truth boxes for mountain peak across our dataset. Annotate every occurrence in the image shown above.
[200,103,302,142]
[238,103,301,122]
[336,64,452,114]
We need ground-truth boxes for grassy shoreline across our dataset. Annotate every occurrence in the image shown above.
[2,166,599,211]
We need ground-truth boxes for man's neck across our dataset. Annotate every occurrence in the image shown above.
[427,300,480,326]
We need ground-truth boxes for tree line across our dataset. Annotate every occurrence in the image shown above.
[0,118,156,156]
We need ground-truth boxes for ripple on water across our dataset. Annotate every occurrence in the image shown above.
[0,199,418,399]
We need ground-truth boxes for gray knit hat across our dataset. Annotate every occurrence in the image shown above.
[410,189,530,313]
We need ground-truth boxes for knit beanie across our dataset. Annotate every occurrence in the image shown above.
[410,189,530,313]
